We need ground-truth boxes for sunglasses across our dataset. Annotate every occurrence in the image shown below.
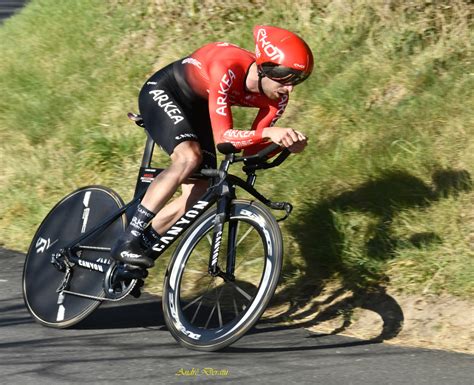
[261,63,309,86]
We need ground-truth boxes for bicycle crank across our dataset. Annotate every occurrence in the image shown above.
[103,262,146,300]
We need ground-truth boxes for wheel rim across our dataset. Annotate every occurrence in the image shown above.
[166,205,280,346]
[180,219,266,329]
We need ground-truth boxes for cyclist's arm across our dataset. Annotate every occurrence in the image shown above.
[246,96,307,154]
[243,95,289,157]
[207,64,266,151]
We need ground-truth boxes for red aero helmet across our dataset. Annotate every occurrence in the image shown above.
[253,25,314,85]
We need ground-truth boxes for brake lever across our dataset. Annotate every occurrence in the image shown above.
[266,148,291,168]
[269,201,293,222]
[242,148,291,173]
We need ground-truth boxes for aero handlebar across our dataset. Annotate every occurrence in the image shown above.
[200,143,291,179]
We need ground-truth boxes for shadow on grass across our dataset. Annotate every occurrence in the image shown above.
[55,169,471,347]
[268,168,471,341]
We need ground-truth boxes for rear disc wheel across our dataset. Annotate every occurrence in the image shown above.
[22,186,126,328]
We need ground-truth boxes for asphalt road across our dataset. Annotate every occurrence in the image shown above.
[0,0,28,23]
[0,247,472,384]
[0,2,473,383]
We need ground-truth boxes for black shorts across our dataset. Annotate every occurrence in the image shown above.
[138,60,217,169]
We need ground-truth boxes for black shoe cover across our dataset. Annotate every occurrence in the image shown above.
[111,234,154,268]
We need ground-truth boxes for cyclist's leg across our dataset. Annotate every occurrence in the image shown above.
[112,63,210,268]
[148,177,209,235]
[112,144,203,268]
[144,135,217,235]
[140,140,203,214]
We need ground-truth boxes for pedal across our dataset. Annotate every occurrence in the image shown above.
[130,285,142,298]
[119,265,148,279]
[130,278,145,298]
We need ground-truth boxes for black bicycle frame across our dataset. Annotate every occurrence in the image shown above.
[59,132,230,276]
[63,175,236,277]
[59,128,290,278]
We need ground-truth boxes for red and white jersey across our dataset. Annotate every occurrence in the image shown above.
[182,42,289,151]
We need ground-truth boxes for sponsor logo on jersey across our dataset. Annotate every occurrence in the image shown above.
[223,129,255,139]
[270,94,289,127]
[231,139,254,147]
[216,69,236,117]
[149,89,184,125]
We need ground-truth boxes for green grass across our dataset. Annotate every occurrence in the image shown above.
[0,0,472,299]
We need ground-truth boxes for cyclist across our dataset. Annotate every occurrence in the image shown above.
[112,25,314,269]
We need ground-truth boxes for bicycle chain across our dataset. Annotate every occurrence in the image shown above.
[77,245,112,251]
[60,289,132,302]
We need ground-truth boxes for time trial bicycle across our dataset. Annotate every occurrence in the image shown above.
[22,113,293,351]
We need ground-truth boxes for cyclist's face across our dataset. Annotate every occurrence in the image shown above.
[262,77,294,100]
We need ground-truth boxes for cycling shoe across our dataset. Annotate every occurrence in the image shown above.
[111,234,154,269]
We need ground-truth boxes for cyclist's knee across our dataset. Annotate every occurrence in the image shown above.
[171,142,203,174]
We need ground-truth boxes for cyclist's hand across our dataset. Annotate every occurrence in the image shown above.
[287,139,307,153]
[262,127,308,153]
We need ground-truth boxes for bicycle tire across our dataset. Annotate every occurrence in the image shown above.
[22,185,126,328]
[162,199,283,351]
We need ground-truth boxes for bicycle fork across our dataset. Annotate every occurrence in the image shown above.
[208,181,236,282]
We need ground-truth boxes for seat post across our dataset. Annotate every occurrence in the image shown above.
[141,131,155,168]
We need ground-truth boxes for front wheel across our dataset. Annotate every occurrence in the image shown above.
[162,200,283,351]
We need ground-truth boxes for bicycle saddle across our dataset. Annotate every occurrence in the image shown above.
[127,112,145,127]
